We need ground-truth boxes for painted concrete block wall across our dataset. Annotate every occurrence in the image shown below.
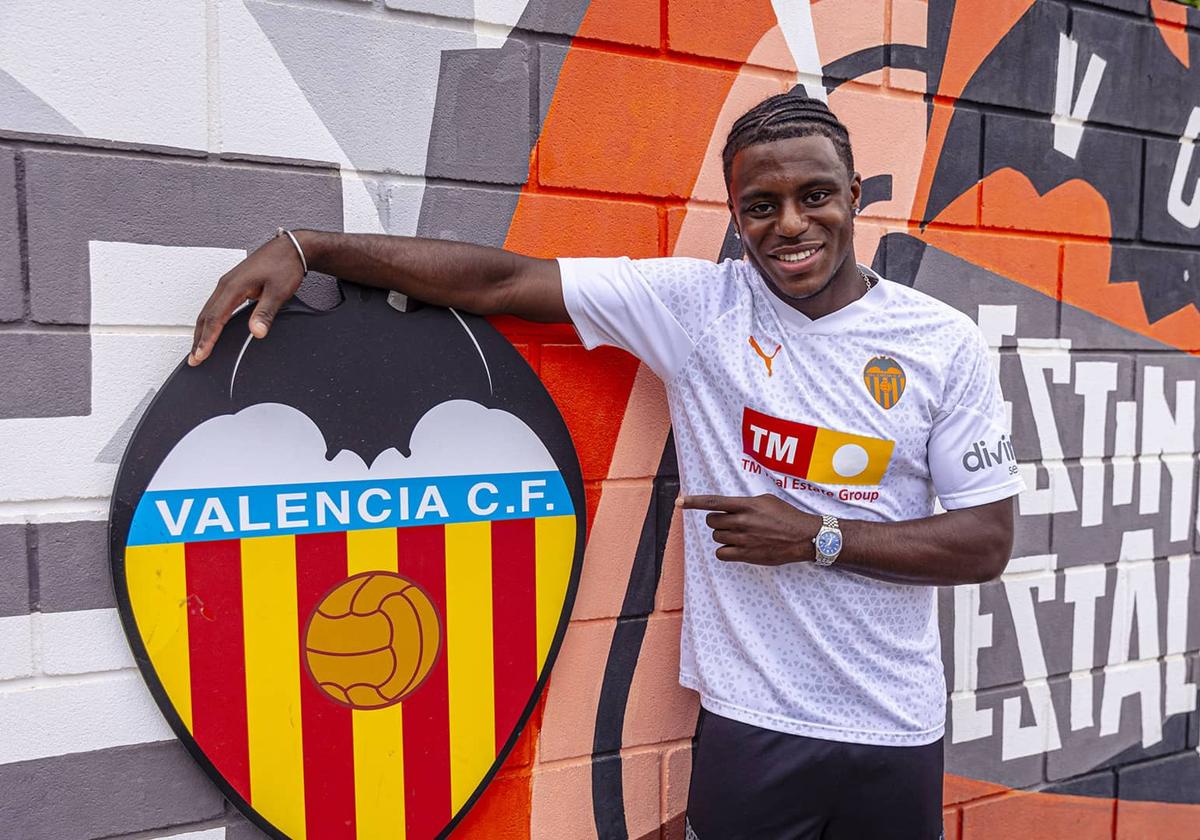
[1,1,1198,838]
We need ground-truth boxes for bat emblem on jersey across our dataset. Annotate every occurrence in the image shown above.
[863,355,906,409]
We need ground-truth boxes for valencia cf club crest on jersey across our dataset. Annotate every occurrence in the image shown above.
[109,283,585,840]
[863,355,906,409]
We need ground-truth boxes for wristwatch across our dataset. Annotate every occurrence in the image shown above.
[812,515,843,567]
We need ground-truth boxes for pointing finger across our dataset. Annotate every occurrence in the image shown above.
[680,495,749,512]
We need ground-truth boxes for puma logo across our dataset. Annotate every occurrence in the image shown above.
[748,335,781,377]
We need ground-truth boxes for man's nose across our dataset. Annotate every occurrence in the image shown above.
[777,204,808,237]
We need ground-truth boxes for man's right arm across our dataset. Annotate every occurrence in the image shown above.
[189,230,566,366]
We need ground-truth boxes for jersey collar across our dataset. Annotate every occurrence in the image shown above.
[751,263,888,334]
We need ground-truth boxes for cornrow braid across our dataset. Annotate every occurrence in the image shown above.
[721,92,855,188]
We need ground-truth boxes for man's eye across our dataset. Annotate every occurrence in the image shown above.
[747,203,773,214]
[807,191,830,203]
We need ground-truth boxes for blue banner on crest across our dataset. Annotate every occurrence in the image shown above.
[128,470,572,546]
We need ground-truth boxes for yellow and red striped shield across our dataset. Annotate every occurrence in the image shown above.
[116,394,583,840]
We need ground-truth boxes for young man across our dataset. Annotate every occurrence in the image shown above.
[191,95,1021,839]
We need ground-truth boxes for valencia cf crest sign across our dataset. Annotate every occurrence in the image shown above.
[109,284,585,840]
[862,355,906,410]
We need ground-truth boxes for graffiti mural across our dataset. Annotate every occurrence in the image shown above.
[0,1,1197,839]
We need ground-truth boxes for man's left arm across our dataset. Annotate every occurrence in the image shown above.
[681,493,1013,586]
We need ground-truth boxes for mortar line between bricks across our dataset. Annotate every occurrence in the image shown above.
[925,91,1197,144]
[14,150,29,322]
[0,498,110,523]
[535,738,694,772]
[93,815,231,840]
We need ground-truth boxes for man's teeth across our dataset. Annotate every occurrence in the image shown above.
[776,248,818,263]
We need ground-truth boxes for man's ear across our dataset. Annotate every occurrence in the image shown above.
[727,201,740,238]
[849,172,863,209]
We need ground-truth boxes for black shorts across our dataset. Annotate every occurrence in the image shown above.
[686,709,944,840]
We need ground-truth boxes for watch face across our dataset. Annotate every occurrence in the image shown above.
[817,530,842,556]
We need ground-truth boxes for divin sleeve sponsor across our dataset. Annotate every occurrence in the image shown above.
[927,332,1025,509]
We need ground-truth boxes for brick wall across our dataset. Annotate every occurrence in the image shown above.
[1,1,1198,838]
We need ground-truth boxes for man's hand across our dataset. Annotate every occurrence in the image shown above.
[189,234,307,366]
[188,230,568,368]
[679,494,818,566]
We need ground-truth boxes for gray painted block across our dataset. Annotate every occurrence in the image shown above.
[1045,769,1116,798]
[937,586,954,690]
[1012,495,1052,558]
[973,570,1077,690]
[425,41,532,184]
[1061,257,1197,351]
[416,184,520,247]
[982,112,1142,240]
[922,107,983,227]
[1051,463,1194,568]
[1144,136,1200,250]
[1116,751,1200,805]
[23,148,343,325]
[225,812,273,840]
[945,682,1045,788]
[0,741,223,840]
[1047,669,1189,781]
[909,238,1058,342]
[538,43,570,131]
[248,0,475,178]
[35,520,113,612]
[0,332,90,419]
[1069,8,1195,137]
[0,148,22,322]
[1133,353,1200,456]
[0,524,28,617]
[1006,351,1134,463]
[1080,0,1145,13]
[959,1,1066,115]
[1110,245,1200,333]
[975,578,1027,690]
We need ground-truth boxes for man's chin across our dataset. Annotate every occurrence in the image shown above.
[764,272,832,302]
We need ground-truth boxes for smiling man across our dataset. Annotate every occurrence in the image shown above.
[191,93,1022,839]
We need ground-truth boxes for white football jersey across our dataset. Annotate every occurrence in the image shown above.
[560,255,1024,746]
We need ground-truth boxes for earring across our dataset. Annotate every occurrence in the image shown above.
[853,206,860,216]
[734,230,741,239]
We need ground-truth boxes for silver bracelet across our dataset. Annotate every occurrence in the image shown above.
[275,227,309,275]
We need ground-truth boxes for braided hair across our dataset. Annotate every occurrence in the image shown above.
[721,92,855,189]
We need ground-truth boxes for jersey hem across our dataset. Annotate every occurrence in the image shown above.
[680,674,946,747]
[939,476,1026,510]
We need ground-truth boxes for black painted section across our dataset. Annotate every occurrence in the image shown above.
[591,437,678,840]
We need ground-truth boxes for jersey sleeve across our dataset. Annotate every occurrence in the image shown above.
[557,256,728,381]
[927,326,1026,510]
